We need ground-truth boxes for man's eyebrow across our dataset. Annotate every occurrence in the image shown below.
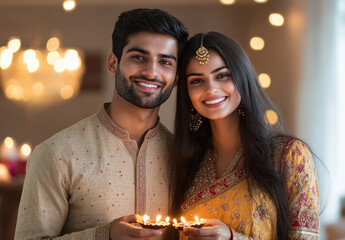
[126,47,177,62]
[186,66,228,78]
[126,47,149,55]
[159,54,177,61]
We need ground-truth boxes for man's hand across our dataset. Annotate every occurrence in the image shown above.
[110,214,163,240]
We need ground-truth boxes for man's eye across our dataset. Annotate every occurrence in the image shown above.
[160,60,172,66]
[132,55,144,60]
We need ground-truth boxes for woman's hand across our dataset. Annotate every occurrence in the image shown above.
[182,219,232,240]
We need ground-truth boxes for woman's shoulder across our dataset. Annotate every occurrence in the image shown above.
[271,136,312,171]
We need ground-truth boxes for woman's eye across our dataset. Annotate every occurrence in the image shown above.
[190,79,203,84]
[217,73,230,79]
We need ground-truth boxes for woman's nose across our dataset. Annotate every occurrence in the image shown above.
[205,80,218,95]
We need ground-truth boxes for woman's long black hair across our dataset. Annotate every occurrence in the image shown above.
[168,32,289,239]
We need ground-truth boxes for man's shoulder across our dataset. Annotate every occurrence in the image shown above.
[42,113,99,147]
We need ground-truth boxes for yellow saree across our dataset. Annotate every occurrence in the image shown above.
[180,138,320,240]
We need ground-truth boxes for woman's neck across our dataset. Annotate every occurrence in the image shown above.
[210,114,241,152]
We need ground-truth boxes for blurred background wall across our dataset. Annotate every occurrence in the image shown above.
[0,0,344,239]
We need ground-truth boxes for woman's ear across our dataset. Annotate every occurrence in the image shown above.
[107,52,118,75]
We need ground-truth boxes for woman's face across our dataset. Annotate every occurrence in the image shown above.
[186,50,241,120]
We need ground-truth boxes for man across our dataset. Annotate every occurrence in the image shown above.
[15,8,188,240]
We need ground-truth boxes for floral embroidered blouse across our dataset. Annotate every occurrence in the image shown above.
[180,138,320,240]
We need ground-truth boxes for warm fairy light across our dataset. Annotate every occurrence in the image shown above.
[27,58,39,73]
[0,48,13,69]
[266,110,278,125]
[4,137,15,149]
[250,37,265,50]
[63,0,76,12]
[65,49,81,71]
[254,0,267,3]
[220,0,236,5]
[269,13,285,26]
[23,49,36,64]
[0,163,11,182]
[46,37,60,51]
[60,85,74,99]
[47,51,60,65]
[54,58,66,72]
[8,37,21,53]
[258,73,271,88]
[20,143,32,157]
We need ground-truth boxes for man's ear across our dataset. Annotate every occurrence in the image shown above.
[174,74,179,87]
[107,52,118,75]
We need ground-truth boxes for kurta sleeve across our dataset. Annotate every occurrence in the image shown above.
[282,139,320,240]
[14,143,110,240]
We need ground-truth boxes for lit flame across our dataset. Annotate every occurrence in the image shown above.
[143,215,149,224]
[173,219,177,225]
[165,217,170,224]
[156,214,161,223]
[195,216,199,223]
[181,216,186,224]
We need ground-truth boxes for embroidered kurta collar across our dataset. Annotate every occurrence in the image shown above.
[97,103,159,141]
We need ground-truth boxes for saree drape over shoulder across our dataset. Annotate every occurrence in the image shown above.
[180,138,320,240]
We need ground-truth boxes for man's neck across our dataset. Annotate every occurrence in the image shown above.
[108,95,160,147]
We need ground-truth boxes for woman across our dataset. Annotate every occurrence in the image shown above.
[168,32,319,239]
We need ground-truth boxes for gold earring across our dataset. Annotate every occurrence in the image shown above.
[238,101,245,118]
[189,107,202,132]
[195,34,209,65]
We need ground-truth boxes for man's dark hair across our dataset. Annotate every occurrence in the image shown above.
[112,8,188,62]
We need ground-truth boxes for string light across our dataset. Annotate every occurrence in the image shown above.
[220,0,236,5]
[258,73,271,88]
[250,37,265,50]
[266,110,278,125]
[269,13,285,26]
[63,0,76,12]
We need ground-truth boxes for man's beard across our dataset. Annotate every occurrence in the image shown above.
[115,67,174,109]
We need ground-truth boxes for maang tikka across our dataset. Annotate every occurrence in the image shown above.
[195,34,209,65]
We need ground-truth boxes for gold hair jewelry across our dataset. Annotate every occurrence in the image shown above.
[195,34,209,65]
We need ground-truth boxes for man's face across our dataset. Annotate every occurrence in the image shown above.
[114,31,178,109]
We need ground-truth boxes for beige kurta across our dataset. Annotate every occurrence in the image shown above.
[15,103,172,240]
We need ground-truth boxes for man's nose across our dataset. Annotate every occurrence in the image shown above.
[142,60,159,79]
